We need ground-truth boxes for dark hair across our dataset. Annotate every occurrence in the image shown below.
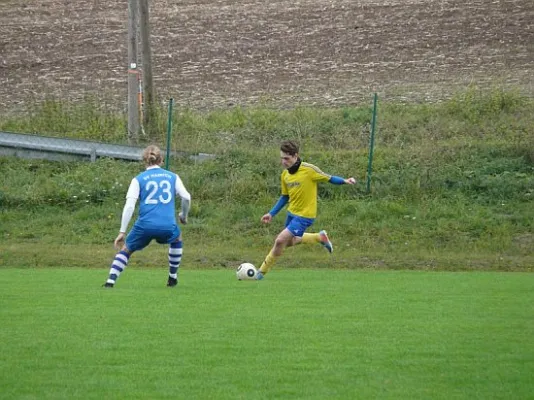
[280,140,299,156]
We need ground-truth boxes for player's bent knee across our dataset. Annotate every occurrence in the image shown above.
[121,245,133,255]
[275,237,293,250]
[274,237,285,246]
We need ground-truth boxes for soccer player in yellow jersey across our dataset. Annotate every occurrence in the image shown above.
[256,140,356,280]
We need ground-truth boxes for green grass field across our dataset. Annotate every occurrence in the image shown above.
[1,268,533,399]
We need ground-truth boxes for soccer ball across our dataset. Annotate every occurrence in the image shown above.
[236,263,258,280]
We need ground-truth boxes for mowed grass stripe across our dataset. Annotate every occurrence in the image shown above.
[1,269,533,400]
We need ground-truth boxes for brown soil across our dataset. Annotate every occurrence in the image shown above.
[0,0,532,111]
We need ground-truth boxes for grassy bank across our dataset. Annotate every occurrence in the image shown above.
[0,87,533,270]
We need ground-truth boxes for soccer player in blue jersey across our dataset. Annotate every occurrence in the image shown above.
[103,145,191,288]
[256,140,356,280]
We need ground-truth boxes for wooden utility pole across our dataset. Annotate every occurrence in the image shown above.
[139,0,155,135]
[127,0,139,143]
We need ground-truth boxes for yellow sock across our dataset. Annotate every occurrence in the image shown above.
[301,232,320,244]
[259,250,279,274]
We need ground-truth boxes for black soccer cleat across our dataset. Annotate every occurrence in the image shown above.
[103,282,114,288]
[167,277,178,287]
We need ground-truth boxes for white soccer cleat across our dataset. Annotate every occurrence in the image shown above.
[319,230,333,254]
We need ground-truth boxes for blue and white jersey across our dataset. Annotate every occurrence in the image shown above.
[135,167,177,229]
[122,166,191,231]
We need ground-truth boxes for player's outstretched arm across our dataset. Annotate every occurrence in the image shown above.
[261,213,273,224]
[175,173,191,224]
[329,176,356,185]
[179,209,189,224]
[116,178,139,247]
[263,194,289,222]
[114,232,126,250]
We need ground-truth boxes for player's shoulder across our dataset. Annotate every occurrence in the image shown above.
[134,169,148,180]
[300,161,318,169]
[136,167,177,180]
[301,162,326,174]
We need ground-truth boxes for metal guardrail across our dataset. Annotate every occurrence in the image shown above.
[0,131,215,163]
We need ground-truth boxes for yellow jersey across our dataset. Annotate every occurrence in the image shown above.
[281,162,331,218]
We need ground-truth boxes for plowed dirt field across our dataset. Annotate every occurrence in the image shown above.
[1,0,532,111]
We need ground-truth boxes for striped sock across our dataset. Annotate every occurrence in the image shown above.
[107,250,130,284]
[168,241,183,279]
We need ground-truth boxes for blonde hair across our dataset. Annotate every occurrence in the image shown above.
[142,145,163,166]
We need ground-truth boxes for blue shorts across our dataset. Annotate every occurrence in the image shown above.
[284,213,315,237]
[125,223,181,252]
